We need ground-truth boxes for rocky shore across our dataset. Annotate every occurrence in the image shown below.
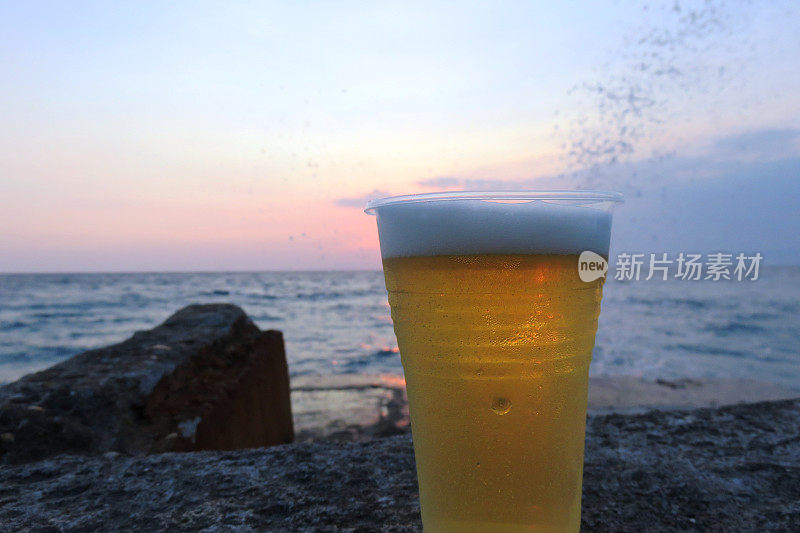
[1,398,798,530]
[1,304,798,530]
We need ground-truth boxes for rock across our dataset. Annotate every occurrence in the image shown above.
[581,398,800,531]
[0,304,293,464]
[0,399,798,531]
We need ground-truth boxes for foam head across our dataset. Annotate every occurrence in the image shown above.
[366,192,621,259]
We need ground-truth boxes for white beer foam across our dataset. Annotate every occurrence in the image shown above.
[375,199,612,258]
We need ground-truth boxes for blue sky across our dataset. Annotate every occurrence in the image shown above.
[1,1,799,271]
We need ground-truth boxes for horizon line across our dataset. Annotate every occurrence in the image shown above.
[1,263,799,276]
[0,268,384,275]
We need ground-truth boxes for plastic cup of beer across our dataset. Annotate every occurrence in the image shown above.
[366,191,622,532]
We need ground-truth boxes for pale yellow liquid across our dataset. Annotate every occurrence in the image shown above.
[383,254,605,532]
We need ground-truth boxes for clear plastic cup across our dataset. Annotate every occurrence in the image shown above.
[366,191,622,532]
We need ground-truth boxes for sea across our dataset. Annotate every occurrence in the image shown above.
[1,268,799,390]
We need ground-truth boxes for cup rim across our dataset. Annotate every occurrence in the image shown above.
[365,190,623,214]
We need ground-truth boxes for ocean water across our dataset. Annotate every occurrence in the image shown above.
[1,269,798,389]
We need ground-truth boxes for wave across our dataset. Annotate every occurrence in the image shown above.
[0,321,27,330]
[626,296,708,309]
[252,314,282,322]
[704,322,766,335]
[671,343,748,358]
[29,311,85,319]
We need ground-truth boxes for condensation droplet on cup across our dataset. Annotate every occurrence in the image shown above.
[490,397,512,415]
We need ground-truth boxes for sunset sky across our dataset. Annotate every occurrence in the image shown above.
[1,1,799,271]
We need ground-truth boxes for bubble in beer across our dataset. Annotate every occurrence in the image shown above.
[490,397,512,415]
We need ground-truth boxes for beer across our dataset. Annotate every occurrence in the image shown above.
[367,192,620,532]
[385,254,601,531]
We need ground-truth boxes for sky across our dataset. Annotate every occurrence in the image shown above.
[1,0,799,272]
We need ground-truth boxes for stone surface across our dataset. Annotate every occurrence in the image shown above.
[1,399,797,531]
[0,304,293,464]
